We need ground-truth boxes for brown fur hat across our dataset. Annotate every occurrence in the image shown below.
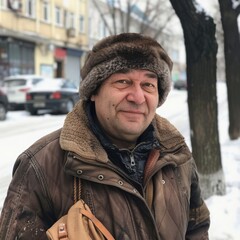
[80,33,173,106]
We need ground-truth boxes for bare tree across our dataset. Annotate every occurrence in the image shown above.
[92,0,114,35]
[218,0,240,140]
[92,0,175,38]
[169,0,225,198]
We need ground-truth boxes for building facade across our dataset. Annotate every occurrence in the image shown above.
[0,0,186,87]
[0,0,88,86]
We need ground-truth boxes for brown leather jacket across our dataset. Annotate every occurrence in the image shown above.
[0,101,210,240]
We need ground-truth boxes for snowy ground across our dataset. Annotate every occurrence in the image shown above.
[158,83,240,240]
[0,82,239,239]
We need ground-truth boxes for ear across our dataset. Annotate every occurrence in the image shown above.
[91,95,95,101]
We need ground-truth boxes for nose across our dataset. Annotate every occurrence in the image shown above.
[126,85,145,105]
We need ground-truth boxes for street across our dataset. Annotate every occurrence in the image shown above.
[0,111,65,209]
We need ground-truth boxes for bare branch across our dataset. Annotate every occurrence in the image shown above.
[92,0,113,35]
[139,0,151,32]
[117,0,125,32]
[153,12,175,39]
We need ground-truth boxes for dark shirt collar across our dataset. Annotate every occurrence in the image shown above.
[85,101,158,150]
[85,101,160,185]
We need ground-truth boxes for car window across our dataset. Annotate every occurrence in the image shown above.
[32,78,43,85]
[4,79,27,87]
[34,79,62,90]
[62,81,77,89]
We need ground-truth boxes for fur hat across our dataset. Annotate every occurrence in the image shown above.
[80,33,173,106]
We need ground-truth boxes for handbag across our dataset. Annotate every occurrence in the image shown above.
[46,178,115,240]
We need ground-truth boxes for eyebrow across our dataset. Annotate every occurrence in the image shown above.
[144,72,158,79]
[115,68,158,79]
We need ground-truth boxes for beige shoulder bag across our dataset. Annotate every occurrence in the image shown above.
[46,177,115,240]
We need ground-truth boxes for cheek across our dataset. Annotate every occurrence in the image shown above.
[147,97,159,111]
[97,101,115,121]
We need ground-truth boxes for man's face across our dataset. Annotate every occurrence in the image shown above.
[91,69,159,148]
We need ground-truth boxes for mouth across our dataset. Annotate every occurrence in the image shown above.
[119,110,145,121]
[121,110,144,115]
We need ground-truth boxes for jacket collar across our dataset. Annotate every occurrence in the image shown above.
[60,100,185,162]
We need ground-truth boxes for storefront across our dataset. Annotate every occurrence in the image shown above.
[65,48,83,87]
[54,47,66,78]
[0,37,35,81]
[54,47,83,86]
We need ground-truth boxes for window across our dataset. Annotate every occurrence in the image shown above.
[26,0,36,18]
[79,15,85,33]
[8,41,34,76]
[55,6,62,26]
[42,1,50,22]
[0,0,7,9]
[63,81,77,89]
[66,12,75,28]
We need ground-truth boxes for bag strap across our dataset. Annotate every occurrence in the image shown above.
[72,178,115,240]
[73,176,81,203]
[80,204,115,240]
[55,177,80,239]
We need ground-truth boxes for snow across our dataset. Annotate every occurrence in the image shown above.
[0,82,239,239]
[232,0,240,9]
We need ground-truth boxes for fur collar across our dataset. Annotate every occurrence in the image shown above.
[60,100,185,162]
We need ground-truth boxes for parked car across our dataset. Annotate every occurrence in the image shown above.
[173,79,187,90]
[25,78,80,115]
[3,75,45,110]
[0,87,9,121]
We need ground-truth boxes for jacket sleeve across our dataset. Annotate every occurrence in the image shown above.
[186,161,210,240]
[0,152,54,240]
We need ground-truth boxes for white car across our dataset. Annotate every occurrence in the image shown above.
[3,75,45,110]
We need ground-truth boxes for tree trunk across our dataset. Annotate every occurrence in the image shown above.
[169,0,225,198]
[218,0,240,140]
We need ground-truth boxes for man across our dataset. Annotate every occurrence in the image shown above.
[0,33,210,239]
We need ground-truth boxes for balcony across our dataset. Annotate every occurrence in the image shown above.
[66,28,76,38]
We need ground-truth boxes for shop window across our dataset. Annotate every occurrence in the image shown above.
[9,43,21,75]
[0,40,9,80]
[8,41,34,75]
[0,41,8,62]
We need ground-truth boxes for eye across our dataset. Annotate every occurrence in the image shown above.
[113,79,131,88]
[117,79,128,84]
[142,82,157,93]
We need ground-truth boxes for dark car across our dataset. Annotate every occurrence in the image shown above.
[25,78,80,115]
[0,87,9,121]
[173,79,187,90]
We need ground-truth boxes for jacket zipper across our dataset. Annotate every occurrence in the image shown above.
[70,152,166,240]
[129,152,135,166]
